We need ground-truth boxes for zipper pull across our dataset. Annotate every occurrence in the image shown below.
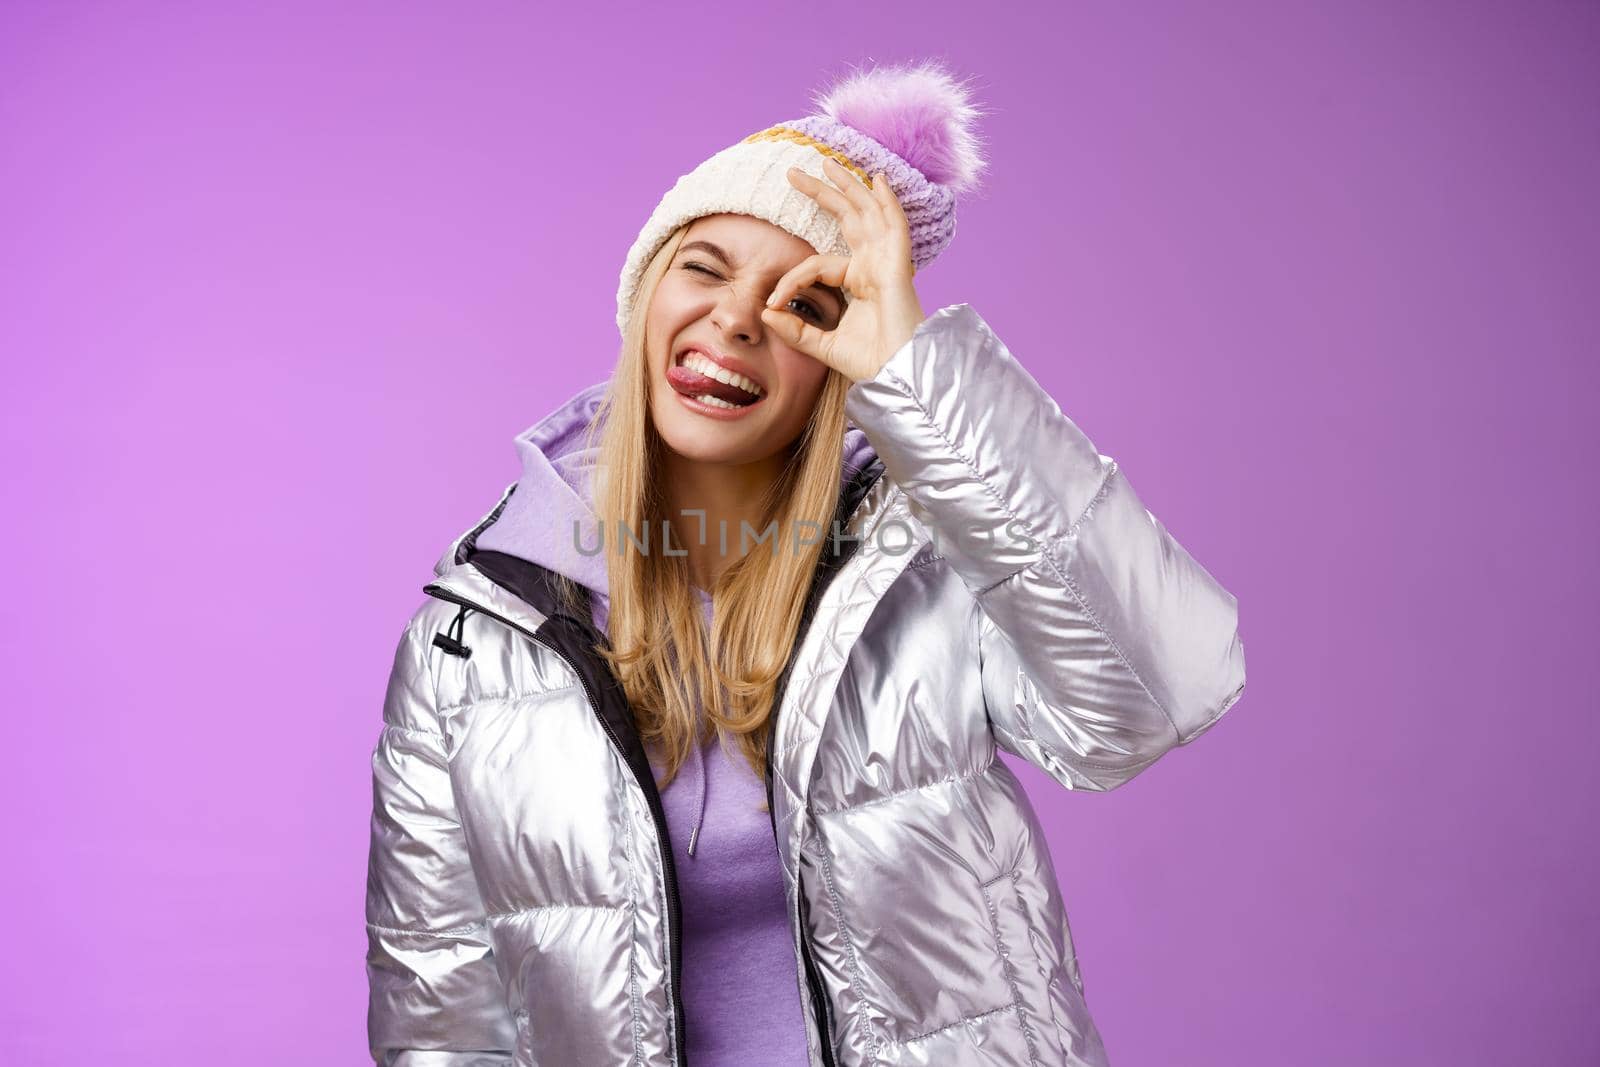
[432,605,473,658]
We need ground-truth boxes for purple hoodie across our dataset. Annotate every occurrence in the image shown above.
[473,381,878,1065]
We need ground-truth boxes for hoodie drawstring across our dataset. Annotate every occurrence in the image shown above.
[685,591,714,858]
[686,732,708,857]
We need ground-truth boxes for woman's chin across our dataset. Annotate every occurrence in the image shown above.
[657,426,764,466]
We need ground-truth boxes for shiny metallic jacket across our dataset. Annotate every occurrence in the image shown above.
[365,303,1248,1067]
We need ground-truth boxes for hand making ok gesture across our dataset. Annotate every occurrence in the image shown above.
[761,156,929,384]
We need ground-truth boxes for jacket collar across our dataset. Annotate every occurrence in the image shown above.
[419,451,909,868]
[424,480,555,641]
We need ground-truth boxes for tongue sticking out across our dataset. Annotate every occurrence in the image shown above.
[666,363,762,406]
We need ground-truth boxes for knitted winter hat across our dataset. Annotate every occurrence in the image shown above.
[615,59,987,338]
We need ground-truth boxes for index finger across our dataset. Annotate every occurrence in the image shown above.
[786,166,857,223]
[765,252,850,315]
[821,157,879,216]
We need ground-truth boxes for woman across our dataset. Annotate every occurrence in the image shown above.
[365,60,1246,1067]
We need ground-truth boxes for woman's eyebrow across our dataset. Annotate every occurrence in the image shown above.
[679,240,735,267]
[679,239,845,310]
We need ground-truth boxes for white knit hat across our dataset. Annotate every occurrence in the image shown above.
[614,60,987,338]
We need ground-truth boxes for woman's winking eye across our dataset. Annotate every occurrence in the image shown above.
[682,260,826,324]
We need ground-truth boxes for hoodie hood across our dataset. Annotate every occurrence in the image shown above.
[472,380,613,632]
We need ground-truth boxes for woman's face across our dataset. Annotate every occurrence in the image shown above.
[645,213,844,466]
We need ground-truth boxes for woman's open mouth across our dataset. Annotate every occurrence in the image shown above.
[666,348,767,418]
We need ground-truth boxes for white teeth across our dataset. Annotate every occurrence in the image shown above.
[694,393,738,410]
[679,352,763,397]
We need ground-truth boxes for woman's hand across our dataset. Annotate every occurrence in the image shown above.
[761,157,927,384]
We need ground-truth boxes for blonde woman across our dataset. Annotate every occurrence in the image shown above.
[365,60,1246,1067]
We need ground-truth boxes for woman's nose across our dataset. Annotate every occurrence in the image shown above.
[711,280,766,341]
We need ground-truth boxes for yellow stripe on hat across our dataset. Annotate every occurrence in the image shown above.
[741,126,875,188]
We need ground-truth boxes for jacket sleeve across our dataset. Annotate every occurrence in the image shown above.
[366,614,518,1065]
[843,303,1247,792]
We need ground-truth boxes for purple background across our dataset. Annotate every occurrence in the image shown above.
[3,2,1595,1064]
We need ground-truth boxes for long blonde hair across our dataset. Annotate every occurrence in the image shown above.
[553,223,851,790]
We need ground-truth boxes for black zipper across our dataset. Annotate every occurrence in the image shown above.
[759,496,879,1066]
[760,460,884,1067]
[421,583,690,1067]
[765,744,839,1067]
[758,536,845,1065]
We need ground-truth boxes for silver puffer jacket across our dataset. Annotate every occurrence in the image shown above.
[365,303,1247,1067]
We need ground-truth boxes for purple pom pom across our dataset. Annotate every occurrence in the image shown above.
[811,59,988,194]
